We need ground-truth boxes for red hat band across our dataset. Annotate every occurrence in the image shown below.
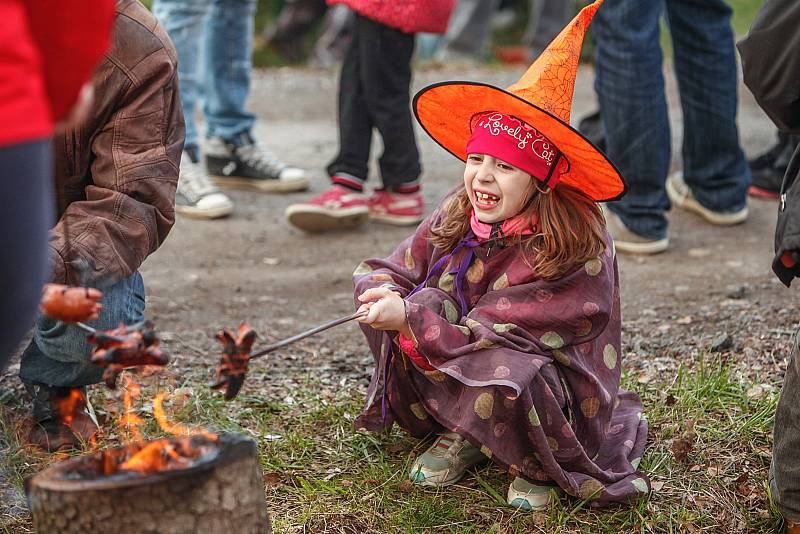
[465,113,568,188]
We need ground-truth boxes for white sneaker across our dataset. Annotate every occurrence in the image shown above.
[602,205,669,255]
[176,147,234,219]
[666,172,748,225]
[507,477,562,511]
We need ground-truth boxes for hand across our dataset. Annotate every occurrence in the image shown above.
[356,287,412,338]
[55,82,94,132]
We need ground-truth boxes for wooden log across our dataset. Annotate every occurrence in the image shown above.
[26,433,271,534]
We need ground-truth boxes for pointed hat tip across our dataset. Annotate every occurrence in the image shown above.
[505,0,605,122]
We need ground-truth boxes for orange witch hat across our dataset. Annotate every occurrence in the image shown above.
[413,0,625,202]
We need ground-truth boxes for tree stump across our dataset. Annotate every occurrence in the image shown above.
[26,433,271,534]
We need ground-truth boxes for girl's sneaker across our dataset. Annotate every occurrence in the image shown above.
[507,477,562,511]
[409,431,486,487]
[285,185,369,232]
[368,189,424,226]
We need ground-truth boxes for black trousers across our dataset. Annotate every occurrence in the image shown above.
[0,139,53,371]
[327,14,421,188]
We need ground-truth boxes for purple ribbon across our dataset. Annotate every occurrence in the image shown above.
[381,230,481,422]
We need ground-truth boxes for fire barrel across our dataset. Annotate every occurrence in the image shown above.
[25,432,271,533]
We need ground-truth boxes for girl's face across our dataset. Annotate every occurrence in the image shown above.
[464,154,536,223]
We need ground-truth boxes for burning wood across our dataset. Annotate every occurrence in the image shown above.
[89,321,169,388]
[40,283,103,322]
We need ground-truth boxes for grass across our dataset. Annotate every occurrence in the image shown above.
[0,351,784,533]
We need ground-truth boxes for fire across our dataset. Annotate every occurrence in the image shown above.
[118,377,144,442]
[118,439,187,474]
[56,388,85,428]
[97,388,218,476]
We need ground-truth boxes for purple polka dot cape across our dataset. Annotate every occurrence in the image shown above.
[353,207,650,507]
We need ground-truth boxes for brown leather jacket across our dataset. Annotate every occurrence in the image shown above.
[50,0,184,288]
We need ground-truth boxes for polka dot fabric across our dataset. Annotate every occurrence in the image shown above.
[353,209,650,507]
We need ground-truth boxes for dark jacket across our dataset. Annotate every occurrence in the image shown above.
[50,0,184,287]
[737,0,800,286]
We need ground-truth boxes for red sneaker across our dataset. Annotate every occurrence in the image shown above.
[285,185,369,232]
[369,189,424,226]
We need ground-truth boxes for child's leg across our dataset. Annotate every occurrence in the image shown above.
[355,17,420,192]
[326,13,373,190]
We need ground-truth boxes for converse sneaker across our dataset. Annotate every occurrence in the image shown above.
[368,188,424,226]
[175,146,234,219]
[25,384,99,452]
[285,185,369,232]
[666,172,748,225]
[207,132,309,193]
[602,205,669,255]
[507,477,562,511]
[409,431,486,487]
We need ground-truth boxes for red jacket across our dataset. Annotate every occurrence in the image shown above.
[328,0,454,34]
[0,0,115,146]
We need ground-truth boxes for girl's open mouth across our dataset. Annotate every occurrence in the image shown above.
[474,190,500,209]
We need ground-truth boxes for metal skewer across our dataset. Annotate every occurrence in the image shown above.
[249,309,368,361]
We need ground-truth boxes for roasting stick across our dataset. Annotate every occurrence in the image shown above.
[249,309,368,361]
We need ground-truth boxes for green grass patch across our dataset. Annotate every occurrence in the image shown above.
[0,353,784,532]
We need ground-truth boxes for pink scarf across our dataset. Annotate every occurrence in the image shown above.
[469,209,536,242]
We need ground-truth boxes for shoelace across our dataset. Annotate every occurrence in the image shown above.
[235,142,286,177]
[179,158,219,199]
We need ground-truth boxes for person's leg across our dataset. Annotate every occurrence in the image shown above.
[326,15,373,188]
[665,0,749,212]
[436,0,501,61]
[525,0,575,58]
[593,0,670,241]
[358,17,420,191]
[771,329,800,527]
[152,0,213,149]
[202,0,257,141]
[20,272,146,388]
[0,140,52,371]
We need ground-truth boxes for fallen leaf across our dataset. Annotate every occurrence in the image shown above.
[671,420,695,463]
[398,480,413,492]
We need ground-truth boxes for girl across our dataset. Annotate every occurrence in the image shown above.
[354,0,649,511]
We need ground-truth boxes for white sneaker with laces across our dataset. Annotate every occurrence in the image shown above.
[666,172,748,225]
[176,148,234,219]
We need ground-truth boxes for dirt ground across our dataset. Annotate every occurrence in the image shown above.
[137,63,799,396]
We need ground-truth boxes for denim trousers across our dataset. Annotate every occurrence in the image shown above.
[326,14,421,188]
[152,0,257,148]
[772,328,800,524]
[19,273,145,388]
[593,0,751,240]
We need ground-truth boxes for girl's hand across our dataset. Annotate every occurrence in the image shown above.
[356,287,412,338]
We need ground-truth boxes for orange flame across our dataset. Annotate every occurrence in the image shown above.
[153,392,216,440]
[56,389,84,428]
[118,439,188,474]
[118,377,144,442]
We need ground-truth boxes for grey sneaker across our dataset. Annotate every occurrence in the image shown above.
[207,132,309,193]
[666,172,748,225]
[507,477,562,511]
[409,431,486,487]
[602,205,669,255]
[176,146,234,219]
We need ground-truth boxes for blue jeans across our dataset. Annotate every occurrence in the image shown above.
[152,0,257,148]
[593,0,751,240]
[19,273,145,388]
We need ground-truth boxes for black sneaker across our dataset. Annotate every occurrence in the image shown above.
[176,145,234,219]
[748,132,800,199]
[207,131,309,193]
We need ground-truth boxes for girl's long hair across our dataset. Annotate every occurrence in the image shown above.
[430,183,606,280]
